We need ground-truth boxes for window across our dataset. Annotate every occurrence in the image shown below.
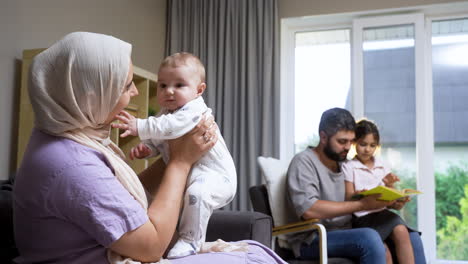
[281,3,468,263]
[294,29,351,152]
[431,17,468,261]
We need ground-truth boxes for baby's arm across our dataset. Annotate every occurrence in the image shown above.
[138,108,210,141]
[129,142,159,160]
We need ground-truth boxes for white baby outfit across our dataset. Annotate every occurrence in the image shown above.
[137,96,237,258]
[342,156,391,217]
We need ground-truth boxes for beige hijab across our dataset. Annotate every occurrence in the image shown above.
[28,32,163,263]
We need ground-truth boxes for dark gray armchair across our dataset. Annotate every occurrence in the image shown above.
[249,184,356,264]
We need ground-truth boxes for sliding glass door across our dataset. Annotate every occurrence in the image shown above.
[430,17,468,261]
[281,7,468,262]
[353,13,427,232]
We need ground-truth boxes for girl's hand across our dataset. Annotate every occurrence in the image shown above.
[383,173,400,188]
[112,110,138,137]
[167,115,217,166]
[388,196,410,210]
[129,143,152,160]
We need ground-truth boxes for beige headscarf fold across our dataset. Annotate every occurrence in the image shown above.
[28,32,158,263]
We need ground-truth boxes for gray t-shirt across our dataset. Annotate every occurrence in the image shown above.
[286,147,352,257]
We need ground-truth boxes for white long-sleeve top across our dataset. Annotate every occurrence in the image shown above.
[136,96,237,180]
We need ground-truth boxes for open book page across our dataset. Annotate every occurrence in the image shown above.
[402,188,423,196]
[353,185,422,201]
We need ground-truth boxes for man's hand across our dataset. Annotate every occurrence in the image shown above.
[359,194,394,211]
[111,110,138,137]
[129,143,152,160]
[383,173,400,188]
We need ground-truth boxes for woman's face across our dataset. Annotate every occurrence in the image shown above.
[105,63,138,124]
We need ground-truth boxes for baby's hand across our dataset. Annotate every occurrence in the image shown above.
[383,173,400,188]
[111,110,138,137]
[129,143,152,160]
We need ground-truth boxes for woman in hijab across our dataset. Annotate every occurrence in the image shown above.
[13,32,286,264]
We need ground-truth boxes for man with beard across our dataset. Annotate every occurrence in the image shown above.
[286,108,427,263]
[286,108,391,263]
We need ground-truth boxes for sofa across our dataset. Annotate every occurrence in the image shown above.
[0,178,272,263]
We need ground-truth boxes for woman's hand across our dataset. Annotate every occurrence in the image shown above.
[167,115,217,166]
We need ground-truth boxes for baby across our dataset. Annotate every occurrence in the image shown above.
[113,52,237,258]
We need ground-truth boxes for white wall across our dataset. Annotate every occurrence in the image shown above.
[0,0,166,180]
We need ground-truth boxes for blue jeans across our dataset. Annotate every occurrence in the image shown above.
[299,228,426,264]
[300,228,385,263]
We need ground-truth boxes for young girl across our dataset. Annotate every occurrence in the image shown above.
[342,119,415,264]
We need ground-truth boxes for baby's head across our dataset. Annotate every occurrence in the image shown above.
[354,119,380,161]
[157,52,206,111]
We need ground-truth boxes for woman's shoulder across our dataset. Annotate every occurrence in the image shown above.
[14,130,117,214]
[17,129,111,180]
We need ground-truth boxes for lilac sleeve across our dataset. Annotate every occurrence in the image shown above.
[47,161,149,247]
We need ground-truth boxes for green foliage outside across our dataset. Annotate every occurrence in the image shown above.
[436,184,468,260]
[395,163,468,261]
[435,163,468,231]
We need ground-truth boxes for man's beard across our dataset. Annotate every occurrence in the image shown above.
[323,142,348,162]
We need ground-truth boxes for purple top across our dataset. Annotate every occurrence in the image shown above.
[13,129,148,264]
[13,129,286,264]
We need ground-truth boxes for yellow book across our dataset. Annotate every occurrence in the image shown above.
[353,185,422,201]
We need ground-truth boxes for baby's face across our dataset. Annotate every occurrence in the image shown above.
[156,65,203,111]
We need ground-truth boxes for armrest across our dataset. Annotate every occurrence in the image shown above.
[273,219,328,264]
[206,210,272,248]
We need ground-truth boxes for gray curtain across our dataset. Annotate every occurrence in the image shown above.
[165,0,280,211]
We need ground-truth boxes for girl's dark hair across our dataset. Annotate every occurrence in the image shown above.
[355,119,380,144]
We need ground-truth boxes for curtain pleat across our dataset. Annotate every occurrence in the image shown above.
[165,0,280,211]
